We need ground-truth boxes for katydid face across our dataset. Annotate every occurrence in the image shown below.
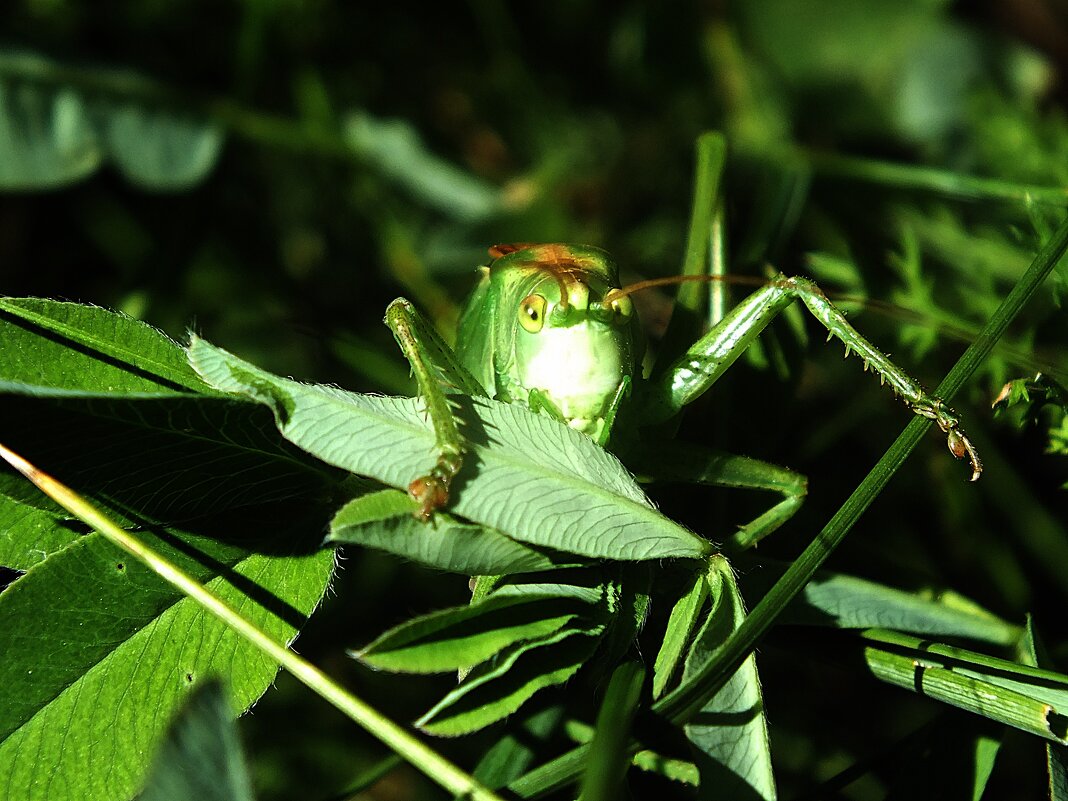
[456,244,640,442]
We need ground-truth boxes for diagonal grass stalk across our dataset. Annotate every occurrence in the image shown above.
[0,442,505,801]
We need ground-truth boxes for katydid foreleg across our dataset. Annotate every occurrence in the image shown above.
[384,298,486,520]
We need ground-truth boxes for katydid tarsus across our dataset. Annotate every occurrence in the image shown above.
[385,136,982,553]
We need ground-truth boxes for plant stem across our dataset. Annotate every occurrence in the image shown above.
[0,443,505,801]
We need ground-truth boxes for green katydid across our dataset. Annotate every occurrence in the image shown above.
[385,166,981,551]
[357,131,984,751]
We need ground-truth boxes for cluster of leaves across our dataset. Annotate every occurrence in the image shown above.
[2,1,1068,799]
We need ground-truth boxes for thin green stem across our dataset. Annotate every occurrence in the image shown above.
[808,149,1068,207]
[0,443,504,801]
[510,212,1068,798]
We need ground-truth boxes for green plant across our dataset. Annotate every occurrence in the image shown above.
[3,4,1068,799]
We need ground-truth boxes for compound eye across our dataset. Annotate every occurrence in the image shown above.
[518,294,548,333]
[608,294,633,322]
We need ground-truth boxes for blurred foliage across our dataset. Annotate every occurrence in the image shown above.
[3,0,1068,799]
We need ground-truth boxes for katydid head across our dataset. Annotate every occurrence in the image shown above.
[456,244,641,443]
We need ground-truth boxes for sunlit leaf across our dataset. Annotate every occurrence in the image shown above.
[188,337,710,561]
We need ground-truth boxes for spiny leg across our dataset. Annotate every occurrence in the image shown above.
[385,298,487,520]
[639,274,982,480]
[629,439,808,551]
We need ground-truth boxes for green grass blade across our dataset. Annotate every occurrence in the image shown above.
[1022,621,1068,801]
[808,149,1068,206]
[577,660,645,801]
[858,630,1068,744]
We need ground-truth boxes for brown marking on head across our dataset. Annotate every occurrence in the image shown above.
[489,243,601,311]
[488,243,539,259]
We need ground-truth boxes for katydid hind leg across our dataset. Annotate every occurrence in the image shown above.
[631,439,807,551]
[385,298,487,520]
[639,275,982,480]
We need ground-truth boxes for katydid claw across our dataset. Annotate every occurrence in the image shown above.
[944,427,982,482]
[408,475,450,522]
[908,399,983,482]
[408,452,464,521]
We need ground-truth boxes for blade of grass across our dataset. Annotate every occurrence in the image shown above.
[577,660,645,801]
[808,150,1068,207]
[509,212,1068,798]
[0,442,505,801]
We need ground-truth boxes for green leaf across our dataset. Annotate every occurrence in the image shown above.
[0,50,222,191]
[653,569,710,699]
[1020,619,1067,801]
[416,624,604,737]
[0,471,80,570]
[684,555,776,801]
[472,705,563,790]
[0,297,211,394]
[188,337,710,561]
[327,489,561,575]
[137,680,255,801]
[354,594,584,674]
[0,508,332,801]
[763,569,1020,645]
[0,392,334,568]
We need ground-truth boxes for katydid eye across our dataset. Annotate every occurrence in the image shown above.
[518,294,547,333]
[608,294,633,322]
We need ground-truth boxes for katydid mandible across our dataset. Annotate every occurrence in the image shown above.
[386,241,981,545]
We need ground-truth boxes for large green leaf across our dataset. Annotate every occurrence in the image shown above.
[0,298,334,569]
[0,507,332,801]
[188,337,710,561]
[0,50,222,191]
[0,392,334,569]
